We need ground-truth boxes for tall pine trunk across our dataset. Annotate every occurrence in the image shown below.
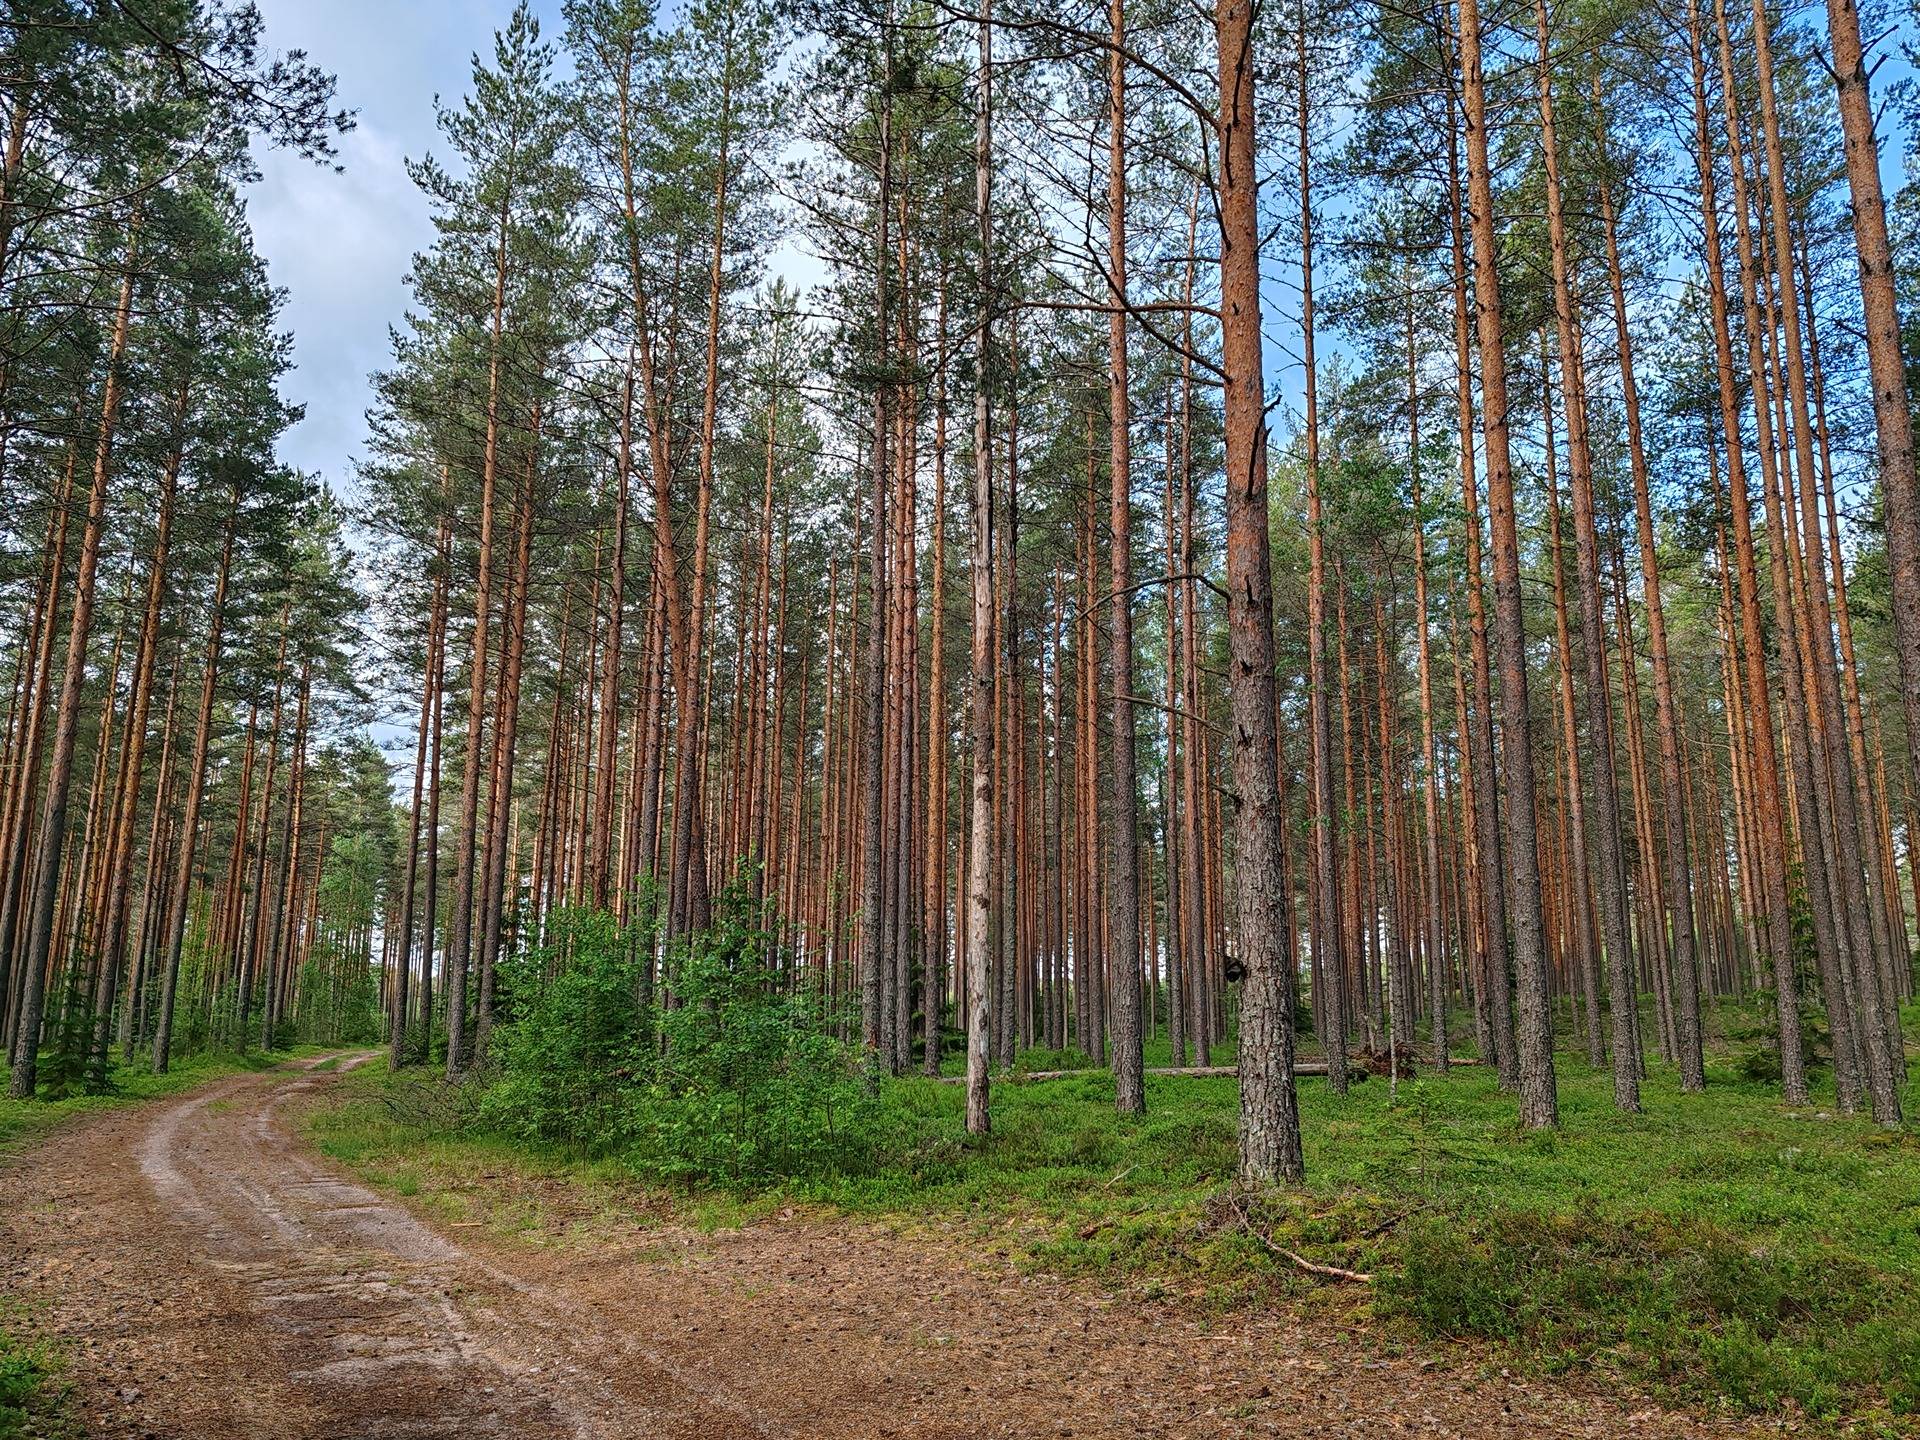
[1219,0,1305,1183]
[964,0,995,1135]
[1459,0,1557,1127]
[11,223,138,1097]
[1104,0,1144,1114]
[1532,5,1638,1109]
[150,489,238,1073]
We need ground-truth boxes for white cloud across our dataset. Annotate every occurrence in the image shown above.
[252,120,425,483]
[249,0,568,487]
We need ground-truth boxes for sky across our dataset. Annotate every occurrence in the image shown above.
[251,0,571,487]
[248,1,582,762]
[246,0,1920,505]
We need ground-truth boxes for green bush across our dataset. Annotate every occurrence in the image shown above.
[1720,991,1827,1085]
[477,887,879,1184]
[31,969,93,1100]
[481,906,650,1150]
[631,885,878,1184]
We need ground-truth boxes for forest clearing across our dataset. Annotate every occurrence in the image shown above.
[4,0,1920,1432]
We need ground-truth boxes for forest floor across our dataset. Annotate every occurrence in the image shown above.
[0,1049,1863,1440]
[0,1043,325,1153]
[0,1043,327,1436]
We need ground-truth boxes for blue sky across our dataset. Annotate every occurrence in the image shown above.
[252,0,572,484]
[249,0,1920,498]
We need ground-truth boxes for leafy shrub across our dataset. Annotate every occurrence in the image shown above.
[29,967,99,1099]
[481,906,650,1150]
[1721,991,1826,1084]
[478,887,879,1184]
[630,885,878,1184]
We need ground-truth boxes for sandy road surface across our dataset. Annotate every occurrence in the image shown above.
[1,1056,1772,1439]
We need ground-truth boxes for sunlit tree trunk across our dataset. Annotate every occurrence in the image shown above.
[1595,137,1705,1091]
[1746,0,1900,1120]
[1219,0,1305,1183]
[1532,3,1637,1110]
[1404,284,1448,1071]
[858,42,892,1065]
[964,0,994,1135]
[10,217,138,1097]
[1299,15,1347,1095]
[1540,368,1604,1070]
[445,190,510,1077]
[1815,0,1920,883]
[150,488,238,1074]
[1685,0,1808,1105]
[1442,36,1517,1085]
[86,376,185,1083]
[589,376,632,912]
[1459,0,1556,1126]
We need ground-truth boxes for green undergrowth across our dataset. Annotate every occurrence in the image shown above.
[0,1043,327,1152]
[0,1307,75,1440]
[313,1022,1920,1431]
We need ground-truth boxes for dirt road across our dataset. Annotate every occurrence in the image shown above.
[2,1056,1766,1439]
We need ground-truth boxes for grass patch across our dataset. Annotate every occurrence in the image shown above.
[0,1044,329,1153]
[313,1069,678,1246]
[311,1016,1920,1429]
[0,1309,74,1440]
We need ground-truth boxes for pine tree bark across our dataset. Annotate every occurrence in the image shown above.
[246,607,291,1049]
[669,30,739,944]
[1178,274,1210,1069]
[150,487,238,1074]
[1104,0,1144,1115]
[1595,140,1705,1091]
[1748,0,1901,1117]
[996,361,1021,1068]
[1406,287,1448,1071]
[475,455,538,1059]
[1541,375,1605,1070]
[10,215,138,1097]
[858,58,892,1064]
[964,0,995,1135]
[1443,40,1518,1086]
[1717,0,1874,1112]
[1532,6,1638,1110]
[1163,413,1186,1069]
[1300,16,1347,1095]
[391,477,451,1066]
[926,277,951,1076]
[1684,0,1808,1104]
[87,376,185,1083]
[0,448,73,1040]
[1459,0,1556,1126]
[589,375,632,911]
[445,186,510,1077]
[1219,0,1305,1183]
[1816,0,1920,881]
